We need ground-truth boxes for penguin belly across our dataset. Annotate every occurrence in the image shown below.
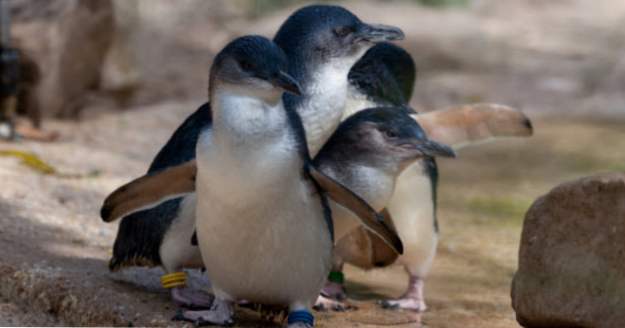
[387,162,438,277]
[196,178,332,305]
[194,133,332,306]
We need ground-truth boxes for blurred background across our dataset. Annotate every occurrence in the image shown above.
[0,0,624,327]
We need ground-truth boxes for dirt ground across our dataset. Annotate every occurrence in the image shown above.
[1,0,625,327]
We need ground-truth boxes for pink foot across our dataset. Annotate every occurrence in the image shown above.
[379,275,427,312]
[313,294,356,312]
[172,297,234,326]
[320,280,346,301]
[171,287,214,309]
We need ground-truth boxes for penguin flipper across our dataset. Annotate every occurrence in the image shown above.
[101,160,197,222]
[308,165,404,255]
[412,103,533,150]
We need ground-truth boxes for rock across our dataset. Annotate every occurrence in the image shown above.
[511,172,625,328]
[10,0,113,118]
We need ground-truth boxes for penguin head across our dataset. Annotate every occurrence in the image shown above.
[209,35,302,103]
[325,107,456,172]
[348,42,417,107]
[274,5,404,77]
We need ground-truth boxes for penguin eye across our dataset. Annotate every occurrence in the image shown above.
[384,130,398,139]
[333,26,354,38]
[239,60,254,72]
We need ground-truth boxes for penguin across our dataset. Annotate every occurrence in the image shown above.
[103,35,405,327]
[103,5,404,310]
[321,42,533,312]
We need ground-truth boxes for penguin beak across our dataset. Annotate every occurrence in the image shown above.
[402,139,456,158]
[356,23,405,43]
[271,71,302,96]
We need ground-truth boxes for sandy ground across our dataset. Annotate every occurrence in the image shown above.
[2,0,625,326]
[1,99,624,327]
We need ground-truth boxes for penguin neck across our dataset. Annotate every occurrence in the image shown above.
[209,85,290,154]
[198,85,300,205]
[287,57,355,156]
[321,159,396,211]
[342,84,381,120]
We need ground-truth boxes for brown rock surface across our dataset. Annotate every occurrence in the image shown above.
[512,173,625,328]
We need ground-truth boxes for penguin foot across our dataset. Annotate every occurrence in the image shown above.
[313,295,356,312]
[319,280,346,301]
[171,287,215,309]
[172,298,234,326]
[379,275,426,312]
[378,297,426,312]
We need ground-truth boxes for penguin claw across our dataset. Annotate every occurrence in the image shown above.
[378,299,400,310]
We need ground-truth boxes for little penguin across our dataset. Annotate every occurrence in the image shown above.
[192,34,342,328]
[102,4,404,311]
[322,42,534,312]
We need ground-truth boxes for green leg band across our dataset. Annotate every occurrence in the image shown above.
[328,271,345,284]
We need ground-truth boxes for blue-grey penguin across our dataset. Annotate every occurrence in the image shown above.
[102,4,404,311]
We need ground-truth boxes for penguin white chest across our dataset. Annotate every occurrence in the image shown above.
[300,64,350,156]
[387,161,438,276]
[194,115,332,306]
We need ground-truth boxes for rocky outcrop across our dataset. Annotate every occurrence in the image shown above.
[511,173,625,328]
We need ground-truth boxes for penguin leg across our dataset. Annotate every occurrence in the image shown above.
[319,257,347,301]
[159,195,214,309]
[173,296,234,326]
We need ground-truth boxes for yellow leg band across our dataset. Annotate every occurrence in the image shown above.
[161,272,187,289]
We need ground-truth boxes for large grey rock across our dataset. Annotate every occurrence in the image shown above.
[10,0,113,118]
[512,173,625,328]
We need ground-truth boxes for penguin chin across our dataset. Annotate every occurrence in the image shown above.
[218,81,284,105]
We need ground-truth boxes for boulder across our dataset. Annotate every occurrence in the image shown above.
[511,172,625,328]
[10,0,113,118]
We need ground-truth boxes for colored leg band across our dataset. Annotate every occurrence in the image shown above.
[328,271,344,284]
[161,271,187,289]
[287,310,314,326]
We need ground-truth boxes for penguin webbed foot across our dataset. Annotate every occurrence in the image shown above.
[378,275,426,312]
[172,298,234,326]
[171,287,215,310]
[313,295,356,312]
[378,298,426,312]
[319,280,346,301]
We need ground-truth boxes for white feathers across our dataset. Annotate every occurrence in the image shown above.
[194,86,332,306]
[299,60,356,156]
